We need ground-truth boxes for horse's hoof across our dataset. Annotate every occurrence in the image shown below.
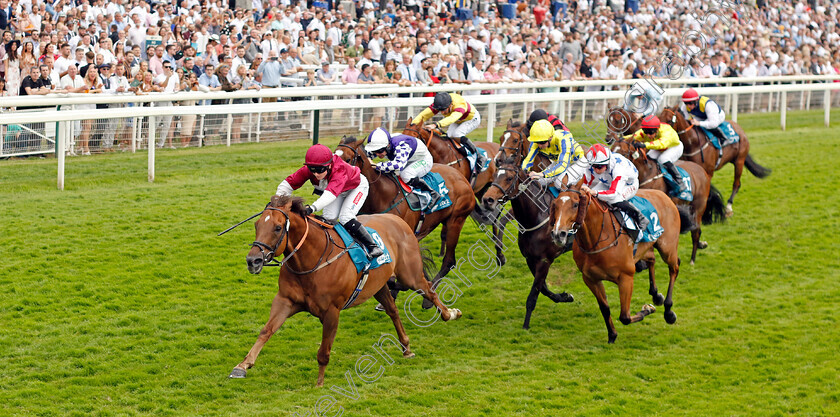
[664,310,677,324]
[421,298,434,310]
[724,206,734,218]
[608,333,617,344]
[497,254,506,266]
[447,308,462,321]
[698,241,708,249]
[404,351,416,359]
[641,304,656,315]
[652,293,665,306]
[552,292,574,303]
[229,367,247,379]
[690,260,696,266]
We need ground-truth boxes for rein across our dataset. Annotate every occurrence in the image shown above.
[570,192,623,255]
[405,124,467,168]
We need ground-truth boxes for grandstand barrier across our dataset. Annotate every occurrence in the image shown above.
[0,75,837,190]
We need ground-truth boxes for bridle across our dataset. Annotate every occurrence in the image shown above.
[661,107,694,135]
[556,190,622,255]
[488,128,530,204]
[250,206,310,269]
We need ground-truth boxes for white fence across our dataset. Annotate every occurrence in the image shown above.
[0,75,837,189]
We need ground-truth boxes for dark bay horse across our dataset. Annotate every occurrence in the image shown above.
[402,119,507,266]
[549,189,681,343]
[335,136,475,282]
[481,121,575,330]
[609,137,727,265]
[231,195,462,385]
[659,106,771,216]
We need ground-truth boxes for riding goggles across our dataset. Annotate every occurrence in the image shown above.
[307,164,330,174]
[592,164,608,170]
[642,128,658,135]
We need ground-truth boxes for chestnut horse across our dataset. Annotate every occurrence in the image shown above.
[549,189,681,343]
[659,106,771,216]
[335,136,475,283]
[230,195,462,385]
[606,107,643,137]
[401,119,507,266]
[481,121,575,330]
[609,137,727,265]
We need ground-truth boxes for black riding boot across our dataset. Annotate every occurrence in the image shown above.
[408,177,441,208]
[613,200,650,231]
[344,219,384,258]
[460,136,487,169]
[663,161,688,193]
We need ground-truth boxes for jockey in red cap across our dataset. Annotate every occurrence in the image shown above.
[625,115,687,194]
[580,144,649,230]
[681,88,727,144]
[276,144,383,258]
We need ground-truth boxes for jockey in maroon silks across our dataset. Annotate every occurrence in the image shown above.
[276,144,383,258]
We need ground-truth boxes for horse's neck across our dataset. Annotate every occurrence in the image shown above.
[429,135,459,163]
[511,185,551,228]
[362,168,400,213]
[579,200,618,249]
[636,158,660,182]
[283,215,327,271]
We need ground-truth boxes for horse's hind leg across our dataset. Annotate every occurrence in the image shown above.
[397,256,462,322]
[435,216,468,281]
[230,294,300,379]
[315,307,340,387]
[372,286,414,359]
[726,153,746,217]
[657,246,680,325]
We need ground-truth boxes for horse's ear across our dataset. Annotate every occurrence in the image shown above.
[270,194,282,207]
[506,119,513,128]
[405,117,413,127]
[570,178,585,191]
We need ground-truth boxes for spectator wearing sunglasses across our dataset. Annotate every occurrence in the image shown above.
[275,144,384,259]
[625,115,686,194]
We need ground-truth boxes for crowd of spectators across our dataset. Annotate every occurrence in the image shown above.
[1,0,839,151]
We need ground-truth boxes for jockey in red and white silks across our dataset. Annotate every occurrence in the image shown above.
[580,144,649,230]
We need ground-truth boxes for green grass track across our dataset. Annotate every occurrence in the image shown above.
[1,109,839,416]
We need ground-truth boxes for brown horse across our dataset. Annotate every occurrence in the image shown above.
[230,195,462,385]
[549,189,681,343]
[481,121,575,330]
[335,136,475,283]
[401,119,500,195]
[606,107,643,137]
[609,137,727,265]
[659,106,771,216]
[401,119,508,266]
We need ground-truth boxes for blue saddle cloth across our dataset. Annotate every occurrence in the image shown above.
[700,121,739,150]
[333,224,393,273]
[412,172,452,214]
[466,147,490,173]
[658,164,693,202]
[619,196,665,243]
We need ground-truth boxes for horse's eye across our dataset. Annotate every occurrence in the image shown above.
[573,203,579,209]
[275,225,283,233]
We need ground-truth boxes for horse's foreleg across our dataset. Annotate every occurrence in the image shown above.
[726,155,746,217]
[434,217,467,282]
[438,226,447,258]
[584,278,618,344]
[663,254,680,325]
[617,272,655,328]
[230,294,300,378]
[372,286,415,358]
[316,308,341,387]
[492,211,510,266]
[690,228,701,265]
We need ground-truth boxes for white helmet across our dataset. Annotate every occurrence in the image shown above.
[365,127,391,155]
[585,144,612,166]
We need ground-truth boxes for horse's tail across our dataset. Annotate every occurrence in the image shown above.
[745,154,772,178]
[420,246,437,283]
[702,184,727,225]
[677,204,697,234]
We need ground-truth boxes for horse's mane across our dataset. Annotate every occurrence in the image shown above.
[340,135,359,145]
[269,195,308,216]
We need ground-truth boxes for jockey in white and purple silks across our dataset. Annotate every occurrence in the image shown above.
[364,127,441,206]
